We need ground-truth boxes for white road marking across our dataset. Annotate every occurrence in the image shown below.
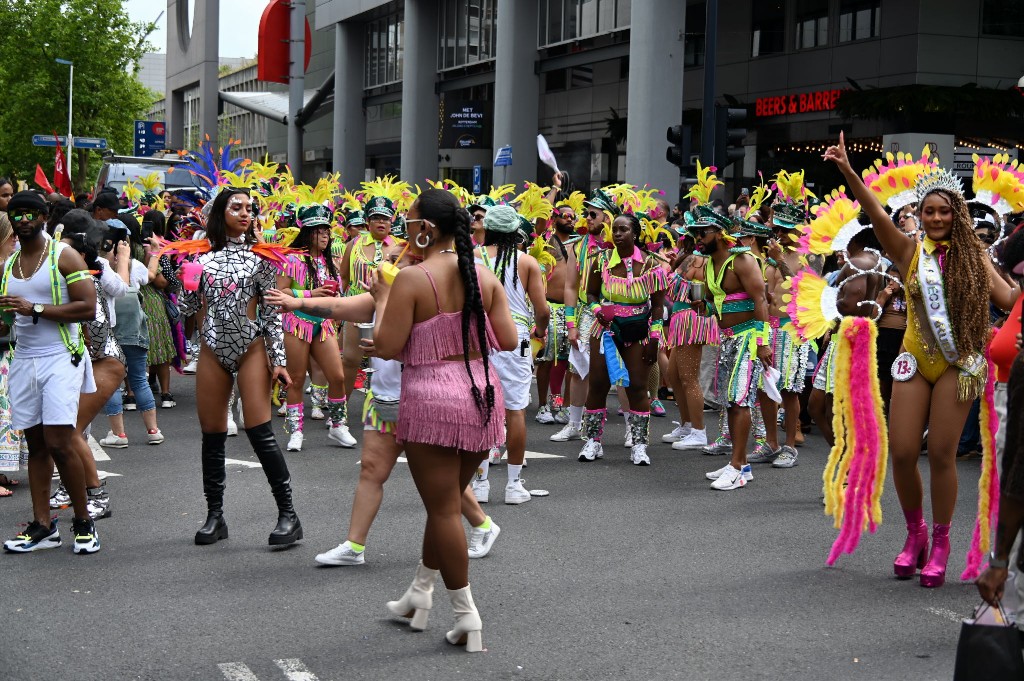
[88,435,109,462]
[225,458,264,468]
[926,606,963,623]
[525,450,565,459]
[218,662,260,681]
[95,471,122,479]
[274,659,319,681]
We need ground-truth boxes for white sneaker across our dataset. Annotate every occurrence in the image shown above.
[661,421,692,443]
[554,408,570,424]
[630,444,651,466]
[505,478,531,504]
[535,405,554,424]
[471,478,490,503]
[310,406,325,420]
[182,356,198,374]
[146,429,164,445]
[624,430,633,448]
[488,447,504,465]
[578,440,604,462]
[772,445,799,468]
[226,414,238,437]
[99,431,128,449]
[706,462,753,481]
[468,520,501,559]
[328,424,357,448]
[315,540,365,566]
[277,403,287,417]
[287,431,303,452]
[710,464,748,490]
[550,423,582,442]
[672,429,708,450]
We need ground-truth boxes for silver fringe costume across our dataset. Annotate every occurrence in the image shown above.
[87,277,126,366]
[180,236,287,372]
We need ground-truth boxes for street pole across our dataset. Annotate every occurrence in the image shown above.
[700,0,718,169]
[56,58,74,185]
[287,0,305,179]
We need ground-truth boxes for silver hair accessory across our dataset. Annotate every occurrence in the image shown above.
[914,167,964,204]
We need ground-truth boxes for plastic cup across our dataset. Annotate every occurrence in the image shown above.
[379,262,400,285]
[181,261,203,292]
[323,280,339,295]
[355,322,375,342]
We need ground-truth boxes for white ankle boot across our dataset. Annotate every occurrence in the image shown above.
[386,562,438,631]
[445,584,483,652]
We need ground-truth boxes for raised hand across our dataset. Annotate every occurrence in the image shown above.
[822,130,850,169]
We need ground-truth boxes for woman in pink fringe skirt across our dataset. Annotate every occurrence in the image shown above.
[371,189,517,652]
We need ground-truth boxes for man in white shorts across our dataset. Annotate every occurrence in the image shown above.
[473,205,549,504]
[0,192,100,555]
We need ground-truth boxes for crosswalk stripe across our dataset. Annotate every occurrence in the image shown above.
[274,659,319,681]
[217,662,260,681]
[225,458,264,468]
[524,450,565,459]
[88,435,109,462]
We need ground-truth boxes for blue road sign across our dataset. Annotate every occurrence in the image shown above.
[73,137,108,150]
[494,145,512,167]
[135,120,166,157]
[472,165,482,194]
[32,134,67,147]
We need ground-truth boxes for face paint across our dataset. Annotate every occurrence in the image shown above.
[227,198,252,218]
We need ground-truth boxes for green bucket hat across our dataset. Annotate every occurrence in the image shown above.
[364,195,396,219]
[296,203,332,229]
[583,189,621,218]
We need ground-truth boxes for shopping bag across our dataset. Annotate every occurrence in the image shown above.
[952,602,1024,681]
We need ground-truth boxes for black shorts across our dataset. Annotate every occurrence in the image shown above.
[876,327,906,381]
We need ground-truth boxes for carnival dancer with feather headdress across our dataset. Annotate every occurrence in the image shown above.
[823,132,1020,587]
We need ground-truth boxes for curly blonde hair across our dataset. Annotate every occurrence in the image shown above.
[921,189,991,354]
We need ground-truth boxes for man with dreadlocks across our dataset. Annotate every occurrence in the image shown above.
[825,131,1019,587]
[471,205,549,504]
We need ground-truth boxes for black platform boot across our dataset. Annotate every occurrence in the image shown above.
[195,431,229,545]
[245,421,303,545]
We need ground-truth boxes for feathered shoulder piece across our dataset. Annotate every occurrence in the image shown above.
[771,169,816,205]
[746,174,772,215]
[158,238,212,261]
[972,153,1024,216]
[252,242,300,271]
[800,187,863,256]
[684,162,722,206]
[183,136,251,193]
[514,182,554,223]
[860,148,936,210]
[781,269,840,342]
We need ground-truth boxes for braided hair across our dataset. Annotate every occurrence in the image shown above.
[292,225,339,288]
[920,189,991,354]
[483,229,521,288]
[417,189,496,425]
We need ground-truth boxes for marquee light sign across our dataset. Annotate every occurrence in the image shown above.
[755,89,849,117]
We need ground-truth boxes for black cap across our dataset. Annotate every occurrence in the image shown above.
[91,192,120,211]
[7,191,48,214]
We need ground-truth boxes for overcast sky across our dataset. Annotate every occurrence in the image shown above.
[124,0,271,58]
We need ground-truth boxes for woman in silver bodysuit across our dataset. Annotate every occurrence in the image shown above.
[176,188,300,547]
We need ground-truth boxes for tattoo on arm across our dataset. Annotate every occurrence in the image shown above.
[775,259,793,278]
[303,303,335,319]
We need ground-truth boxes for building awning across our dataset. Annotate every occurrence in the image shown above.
[219,84,334,126]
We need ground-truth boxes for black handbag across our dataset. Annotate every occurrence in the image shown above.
[609,313,650,344]
[953,603,1024,681]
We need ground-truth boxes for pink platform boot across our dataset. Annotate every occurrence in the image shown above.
[893,509,929,579]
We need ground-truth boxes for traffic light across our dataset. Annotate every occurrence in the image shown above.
[666,124,692,169]
[714,106,747,170]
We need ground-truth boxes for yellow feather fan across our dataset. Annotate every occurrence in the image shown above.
[860,148,935,210]
[800,187,863,256]
[781,269,840,342]
[973,153,1024,216]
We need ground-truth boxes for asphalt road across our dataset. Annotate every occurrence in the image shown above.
[2,375,985,681]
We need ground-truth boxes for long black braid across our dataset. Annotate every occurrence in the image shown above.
[418,189,495,426]
[292,225,339,288]
[483,229,521,289]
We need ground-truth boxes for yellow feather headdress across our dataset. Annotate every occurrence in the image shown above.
[746,175,772,215]
[684,162,723,206]
[800,187,864,256]
[425,179,472,207]
[513,182,554,223]
[860,148,936,211]
[360,175,411,205]
[528,235,557,274]
[972,153,1024,216]
[771,169,816,205]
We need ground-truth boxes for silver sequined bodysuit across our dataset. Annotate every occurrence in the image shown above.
[87,277,126,366]
[182,236,287,372]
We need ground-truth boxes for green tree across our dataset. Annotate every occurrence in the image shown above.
[0,0,158,194]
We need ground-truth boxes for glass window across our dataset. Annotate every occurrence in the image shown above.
[796,0,828,49]
[752,1,786,57]
[839,0,881,42]
[540,0,628,46]
[438,0,497,70]
[615,0,631,28]
[684,1,706,68]
[982,0,1024,36]
[365,7,405,89]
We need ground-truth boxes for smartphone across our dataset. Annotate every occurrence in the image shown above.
[519,339,529,357]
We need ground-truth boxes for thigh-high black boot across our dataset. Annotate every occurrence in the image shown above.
[245,421,303,545]
[195,431,229,545]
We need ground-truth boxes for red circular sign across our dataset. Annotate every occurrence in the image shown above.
[153,123,165,135]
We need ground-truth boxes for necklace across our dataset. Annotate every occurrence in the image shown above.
[16,247,46,280]
[439,249,456,254]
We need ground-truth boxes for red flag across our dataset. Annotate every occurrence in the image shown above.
[34,164,56,194]
[53,133,74,198]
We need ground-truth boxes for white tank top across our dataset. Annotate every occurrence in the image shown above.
[7,242,81,358]
[479,248,531,328]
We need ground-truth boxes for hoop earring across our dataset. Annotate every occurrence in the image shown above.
[415,231,432,249]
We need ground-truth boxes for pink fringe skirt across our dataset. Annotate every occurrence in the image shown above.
[397,358,506,452]
[666,309,719,349]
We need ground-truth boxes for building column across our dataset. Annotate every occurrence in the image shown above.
[493,0,540,185]
[400,0,439,183]
[624,0,685,196]
[334,21,366,184]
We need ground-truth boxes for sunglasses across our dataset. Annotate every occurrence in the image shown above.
[471,214,485,223]
[587,210,601,220]
[8,211,38,223]
[559,212,576,221]
[405,218,434,230]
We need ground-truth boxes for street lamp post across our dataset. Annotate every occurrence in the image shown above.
[56,58,73,184]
